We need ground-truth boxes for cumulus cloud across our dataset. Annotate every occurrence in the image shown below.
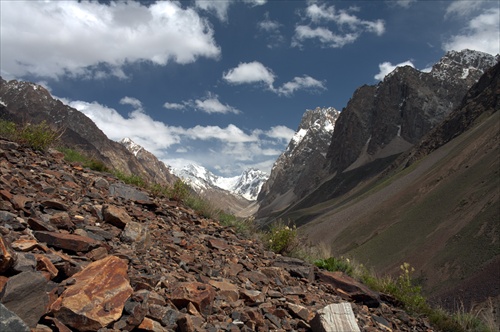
[0,1,220,79]
[374,60,415,80]
[163,93,240,114]
[293,2,385,48]
[63,97,291,175]
[193,94,241,114]
[223,61,276,88]
[223,62,327,96]
[120,96,143,109]
[391,0,417,8]
[278,75,327,96]
[443,7,500,56]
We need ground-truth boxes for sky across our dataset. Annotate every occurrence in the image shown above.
[1,0,499,177]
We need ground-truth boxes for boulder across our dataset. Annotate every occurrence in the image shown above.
[50,256,133,331]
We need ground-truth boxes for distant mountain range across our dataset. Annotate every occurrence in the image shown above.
[171,163,268,201]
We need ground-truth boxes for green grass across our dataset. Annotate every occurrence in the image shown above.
[58,147,109,172]
[0,119,61,151]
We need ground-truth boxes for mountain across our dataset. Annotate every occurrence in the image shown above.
[119,137,177,185]
[257,107,340,217]
[264,60,500,311]
[325,49,498,175]
[0,78,175,186]
[173,164,267,201]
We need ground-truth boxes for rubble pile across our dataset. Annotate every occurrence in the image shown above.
[0,139,433,331]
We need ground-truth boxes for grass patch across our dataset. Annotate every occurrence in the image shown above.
[0,119,61,151]
[58,147,109,172]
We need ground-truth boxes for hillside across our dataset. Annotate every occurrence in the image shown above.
[273,62,500,312]
[0,139,434,331]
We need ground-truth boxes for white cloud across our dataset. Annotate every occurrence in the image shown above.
[163,93,240,114]
[193,93,241,114]
[443,7,500,56]
[223,61,276,88]
[374,61,415,80]
[257,12,285,48]
[120,96,143,109]
[293,3,385,48]
[63,97,290,175]
[223,62,326,96]
[163,102,186,110]
[195,0,232,22]
[265,126,296,142]
[445,1,486,18]
[0,1,220,79]
[278,75,327,96]
[293,26,359,48]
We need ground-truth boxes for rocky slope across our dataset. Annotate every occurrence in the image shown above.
[273,61,500,313]
[0,139,434,331]
[119,138,177,185]
[0,78,176,186]
[257,107,339,218]
[325,49,497,176]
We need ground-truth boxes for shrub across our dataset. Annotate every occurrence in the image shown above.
[314,256,354,276]
[264,219,299,255]
[114,170,147,187]
[170,178,190,202]
[0,120,61,151]
[58,147,109,172]
[384,262,427,313]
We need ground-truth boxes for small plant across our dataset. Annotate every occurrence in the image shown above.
[264,219,299,255]
[314,256,354,276]
[0,119,16,138]
[170,178,190,202]
[58,147,109,172]
[0,120,61,151]
[382,263,427,313]
[114,170,147,187]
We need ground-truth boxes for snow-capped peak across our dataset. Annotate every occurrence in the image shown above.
[171,164,268,201]
[119,137,143,156]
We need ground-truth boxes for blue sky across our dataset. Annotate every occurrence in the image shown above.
[1,0,499,176]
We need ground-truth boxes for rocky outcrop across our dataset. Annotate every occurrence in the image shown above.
[257,107,339,217]
[0,78,175,186]
[326,49,498,175]
[120,137,177,186]
[0,139,433,331]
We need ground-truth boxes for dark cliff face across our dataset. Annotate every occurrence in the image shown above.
[257,107,339,217]
[0,78,173,185]
[325,50,498,174]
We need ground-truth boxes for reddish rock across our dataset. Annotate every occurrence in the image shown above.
[317,271,381,308]
[33,231,101,253]
[0,235,15,273]
[102,205,132,229]
[138,317,168,332]
[40,199,68,211]
[11,238,38,252]
[208,280,239,302]
[207,237,230,250]
[35,254,59,280]
[170,282,215,315]
[50,256,133,331]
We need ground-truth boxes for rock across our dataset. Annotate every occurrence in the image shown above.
[39,199,68,211]
[50,256,133,331]
[208,280,239,302]
[33,231,101,253]
[273,256,315,282]
[138,317,169,331]
[0,235,15,273]
[310,302,361,332]
[109,183,150,202]
[0,302,30,332]
[170,282,215,315]
[120,221,151,249]
[317,271,381,308]
[11,252,37,273]
[102,205,132,229]
[0,271,50,328]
